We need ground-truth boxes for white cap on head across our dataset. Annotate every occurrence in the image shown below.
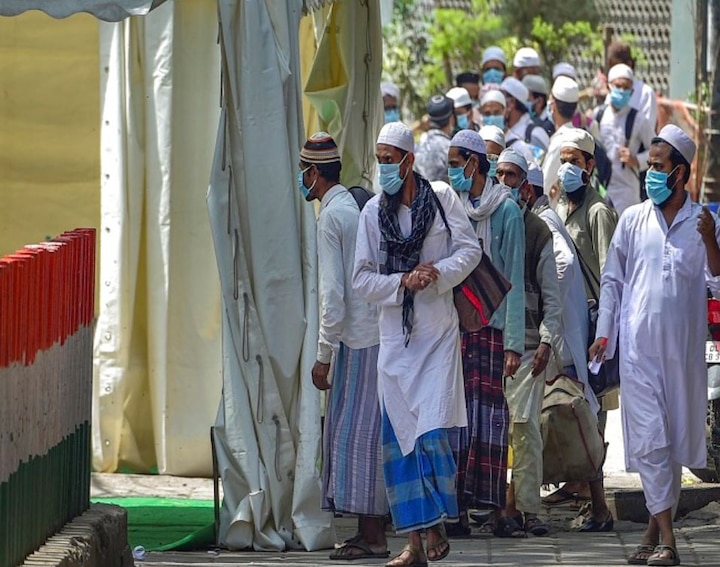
[527,162,543,187]
[377,121,414,153]
[446,87,473,109]
[501,77,529,103]
[608,63,634,83]
[551,76,580,103]
[482,46,507,66]
[522,74,548,95]
[480,125,506,149]
[381,81,400,100]
[498,147,528,174]
[480,89,506,108]
[513,47,541,69]
[559,127,596,155]
[656,124,697,165]
[450,130,487,155]
[552,62,578,80]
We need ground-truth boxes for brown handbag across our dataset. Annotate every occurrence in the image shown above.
[430,190,512,333]
[453,252,512,333]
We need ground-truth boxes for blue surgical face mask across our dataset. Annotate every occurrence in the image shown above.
[378,154,408,195]
[488,158,498,178]
[483,114,505,130]
[456,113,470,130]
[610,87,632,110]
[558,162,587,193]
[384,108,400,124]
[448,161,475,192]
[509,187,520,202]
[526,99,536,119]
[297,166,315,199]
[483,68,504,85]
[645,166,679,206]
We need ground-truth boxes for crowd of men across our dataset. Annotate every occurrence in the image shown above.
[300,41,720,567]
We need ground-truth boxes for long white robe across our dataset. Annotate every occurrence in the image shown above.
[352,183,482,456]
[596,198,720,470]
[537,205,600,415]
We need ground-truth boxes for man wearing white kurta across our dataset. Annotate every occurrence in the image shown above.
[542,76,580,199]
[353,122,481,566]
[591,125,720,567]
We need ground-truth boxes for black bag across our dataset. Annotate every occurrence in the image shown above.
[348,185,375,210]
[572,242,620,397]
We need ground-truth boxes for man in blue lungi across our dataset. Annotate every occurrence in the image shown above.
[353,122,482,566]
[299,132,389,559]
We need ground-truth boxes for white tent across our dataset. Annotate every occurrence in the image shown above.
[1,0,382,551]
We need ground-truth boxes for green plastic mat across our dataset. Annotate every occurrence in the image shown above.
[92,497,215,551]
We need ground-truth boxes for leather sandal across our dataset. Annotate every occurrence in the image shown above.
[386,544,428,567]
[646,544,681,566]
[628,544,658,565]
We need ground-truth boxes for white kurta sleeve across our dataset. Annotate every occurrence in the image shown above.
[537,240,563,348]
[596,213,630,358]
[635,114,656,173]
[316,216,346,364]
[352,203,404,306]
[542,215,574,297]
[432,186,483,295]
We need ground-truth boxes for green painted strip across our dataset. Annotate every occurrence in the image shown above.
[0,425,91,567]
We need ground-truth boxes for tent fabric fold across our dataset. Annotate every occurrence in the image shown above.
[0,0,168,21]
[93,0,222,477]
[207,0,334,552]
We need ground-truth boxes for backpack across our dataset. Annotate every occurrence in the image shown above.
[347,185,374,210]
[541,374,606,484]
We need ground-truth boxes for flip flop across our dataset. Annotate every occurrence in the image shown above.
[329,539,390,561]
[494,516,526,538]
[524,516,550,537]
[386,544,428,567]
[542,487,591,506]
[628,544,657,565]
[425,524,450,562]
[646,544,681,566]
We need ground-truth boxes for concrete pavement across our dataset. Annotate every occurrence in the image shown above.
[94,408,720,566]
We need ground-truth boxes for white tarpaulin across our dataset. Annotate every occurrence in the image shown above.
[93,0,223,476]
[0,0,167,21]
[207,0,334,552]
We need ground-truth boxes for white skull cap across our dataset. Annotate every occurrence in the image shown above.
[480,89,507,108]
[513,47,541,68]
[501,77,529,103]
[450,129,487,155]
[479,125,506,149]
[551,76,580,103]
[656,124,696,165]
[446,87,473,108]
[381,81,400,100]
[552,62,578,80]
[498,147,528,174]
[527,162,544,187]
[377,121,414,153]
[559,127,596,155]
[482,46,507,66]
[608,64,634,83]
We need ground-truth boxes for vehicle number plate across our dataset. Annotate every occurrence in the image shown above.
[706,341,720,363]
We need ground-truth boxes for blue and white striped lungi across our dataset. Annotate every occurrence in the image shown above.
[322,342,388,516]
[382,410,458,533]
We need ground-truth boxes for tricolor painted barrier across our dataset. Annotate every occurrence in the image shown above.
[0,229,95,567]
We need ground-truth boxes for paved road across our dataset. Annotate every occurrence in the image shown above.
[136,523,720,566]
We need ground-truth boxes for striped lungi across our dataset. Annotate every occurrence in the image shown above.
[382,410,458,533]
[322,342,388,516]
[449,326,509,510]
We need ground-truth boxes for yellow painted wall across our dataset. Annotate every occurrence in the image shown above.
[0,12,100,256]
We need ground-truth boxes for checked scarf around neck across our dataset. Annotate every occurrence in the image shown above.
[378,174,437,346]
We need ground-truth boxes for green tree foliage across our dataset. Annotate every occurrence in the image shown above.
[424,0,512,94]
[530,17,600,80]
[382,0,432,120]
[499,0,598,39]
